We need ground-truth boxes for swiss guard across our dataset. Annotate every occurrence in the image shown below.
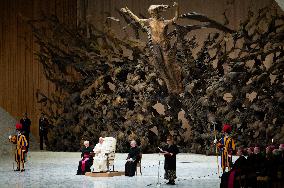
[214,123,236,173]
[9,123,28,172]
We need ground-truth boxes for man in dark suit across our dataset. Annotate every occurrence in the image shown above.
[160,135,179,185]
[20,112,31,151]
[39,113,49,150]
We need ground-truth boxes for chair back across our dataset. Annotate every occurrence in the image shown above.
[102,137,116,166]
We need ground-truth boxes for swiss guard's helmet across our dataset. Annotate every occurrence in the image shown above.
[222,124,232,133]
[15,123,22,130]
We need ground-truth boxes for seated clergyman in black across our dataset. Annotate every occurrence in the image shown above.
[125,140,140,177]
[76,140,93,175]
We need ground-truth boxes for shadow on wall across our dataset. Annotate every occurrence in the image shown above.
[0,107,40,158]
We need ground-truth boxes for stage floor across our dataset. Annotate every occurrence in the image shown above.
[0,152,224,188]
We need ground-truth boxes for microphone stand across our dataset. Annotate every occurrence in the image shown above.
[157,152,161,187]
[212,121,220,177]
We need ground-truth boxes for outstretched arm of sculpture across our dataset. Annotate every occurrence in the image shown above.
[173,2,179,22]
[166,2,179,25]
[120,7,148,28]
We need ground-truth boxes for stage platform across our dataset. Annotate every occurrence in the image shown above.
[85,171,125,177]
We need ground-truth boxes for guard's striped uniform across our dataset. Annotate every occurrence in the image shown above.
[15,134,28,170]
[218,136,235,172]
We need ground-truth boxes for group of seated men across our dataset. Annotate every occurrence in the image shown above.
[221,144,284,188]
[76,137,141,176]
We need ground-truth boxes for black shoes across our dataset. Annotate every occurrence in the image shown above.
[166,181,175,185]
[21,169,25,172]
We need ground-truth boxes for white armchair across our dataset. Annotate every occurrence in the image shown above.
[103,137,116,171]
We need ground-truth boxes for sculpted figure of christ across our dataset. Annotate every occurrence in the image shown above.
[121,2,183,94]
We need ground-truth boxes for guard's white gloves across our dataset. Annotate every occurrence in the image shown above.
[213,139,217,144]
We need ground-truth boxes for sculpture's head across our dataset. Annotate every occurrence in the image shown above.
[148,5,169,18]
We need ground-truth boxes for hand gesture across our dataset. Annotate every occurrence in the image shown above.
[120,7,129,13]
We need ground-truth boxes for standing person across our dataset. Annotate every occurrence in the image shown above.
[125,140,140,177]
[8,123,28,172]
[246,147,257,188]
[20,113,31,151]
[228,147,248,188]
[253,146,266,176]
[39,113,49,150]
[160,135,179,185]
[214,123,236,173]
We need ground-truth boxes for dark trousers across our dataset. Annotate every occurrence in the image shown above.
[220,172,230,188]
[125,161,137,176]
[40,133,48,150]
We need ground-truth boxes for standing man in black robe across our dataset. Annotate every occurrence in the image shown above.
[160,135,179,185]
[39,113,49,150]
[20,112,31,151]
[125,140,141,177]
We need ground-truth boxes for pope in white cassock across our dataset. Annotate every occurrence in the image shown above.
[91,137,107,172]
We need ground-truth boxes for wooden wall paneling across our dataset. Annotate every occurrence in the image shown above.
[16,0,22,118]
[34,0,43,138]
[6,0,12,114]
[10,0,16,117]
[0,0,3,105]
[2,0,6,109]
[23,0,29,117]
[30,0,36,133]
[56,0,63,21]
[33,0,45,123]
[2,0,8,112]
[3,0,8,113]
[21,0,28,118]
[27,0,35,130]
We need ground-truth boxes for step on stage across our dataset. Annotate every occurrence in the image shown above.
[85,171,125,177]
